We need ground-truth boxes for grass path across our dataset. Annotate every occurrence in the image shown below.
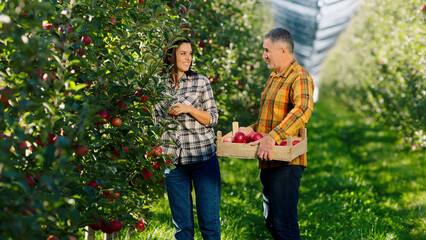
[119,97,425,239]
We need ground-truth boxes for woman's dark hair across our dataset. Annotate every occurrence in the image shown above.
[161,37,197,77]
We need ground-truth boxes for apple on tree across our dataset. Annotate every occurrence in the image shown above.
[111,117,122,127]
[87,181,98,189]
[75,145,88,157]
[42,21,53,30]
[81,36,91,46]
[89,216,104,231]
[25,174,35,188]
[142,168,152,180]
[135,221,146,232]
[0,87,13,108]
[95,110,111,125]
[101,223,114,234]
[198,40,206,48]
[109,220,123,232]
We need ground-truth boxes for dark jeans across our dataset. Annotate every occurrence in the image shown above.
[260,165,305,240]
[164,154,221,240]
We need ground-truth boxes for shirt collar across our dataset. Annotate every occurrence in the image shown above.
[269,59,296,79]
[167,73,189,83]
[167,73,189,84]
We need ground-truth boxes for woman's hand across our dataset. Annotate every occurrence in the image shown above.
[168,103,211,126]
[168,103,192,116]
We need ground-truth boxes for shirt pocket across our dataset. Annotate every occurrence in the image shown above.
[179,93,200,108]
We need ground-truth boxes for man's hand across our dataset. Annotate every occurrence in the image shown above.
[250,134,276,161]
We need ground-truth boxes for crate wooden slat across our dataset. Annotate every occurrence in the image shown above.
[216,122,307,162]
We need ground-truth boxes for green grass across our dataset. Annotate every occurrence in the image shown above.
[91,97,425,239]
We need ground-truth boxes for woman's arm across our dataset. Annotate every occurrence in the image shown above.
[168,103,211,126]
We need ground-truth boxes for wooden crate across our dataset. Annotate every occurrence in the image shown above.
[216,122,307,162]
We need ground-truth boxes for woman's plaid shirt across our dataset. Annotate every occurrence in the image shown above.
[154,73,219,165]
[249,59,314,168]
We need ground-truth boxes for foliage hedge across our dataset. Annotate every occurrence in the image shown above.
[0,0,269,239]
[320,0,425,149]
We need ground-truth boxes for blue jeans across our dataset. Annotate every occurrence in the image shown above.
[164,154,221,240]
[260,165,305,240]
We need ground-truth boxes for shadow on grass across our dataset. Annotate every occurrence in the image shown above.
[299,98,425,239]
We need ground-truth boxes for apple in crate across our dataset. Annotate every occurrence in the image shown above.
[223,136,234,142]
[279,140,300,146]
[232,131,245,143]
[250,132,263,142]
[244,131,255,143]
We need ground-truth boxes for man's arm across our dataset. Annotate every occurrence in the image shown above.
[252,72,314,161]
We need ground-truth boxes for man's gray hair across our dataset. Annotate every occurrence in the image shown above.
[264,28,294,54]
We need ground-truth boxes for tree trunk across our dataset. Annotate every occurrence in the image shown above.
[104,232,120,240]
[84,226,95,240]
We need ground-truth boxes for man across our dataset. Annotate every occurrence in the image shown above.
[246,28,314,239]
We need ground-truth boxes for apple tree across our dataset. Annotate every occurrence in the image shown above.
[0,0,186,238]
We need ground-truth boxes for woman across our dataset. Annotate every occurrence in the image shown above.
[154,37,221,240]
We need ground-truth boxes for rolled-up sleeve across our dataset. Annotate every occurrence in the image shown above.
[201,77,219,128]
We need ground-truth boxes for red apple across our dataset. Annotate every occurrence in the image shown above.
[42,21,53,30]
[135,221,146,232]
[140,95,149,103]
[19,141,28,150]
[116,100,128,110]
[111,117,122,127]
[279,141,287,146]
[47,133,58,144]
[153,162,162,169]
[244,131,255,143]
[81,36,91,46]
[198,40,206,48]
[292,140,300,146]
[109,18,116,25]
[134,89,143,96]
[149,146,162,157]
[250,132,263,142]
[75,49,85,56]
[95,110,111,125]
[113,145,128,156]
[89,217,104,231]
[232,131,245,143]
[58,24,72,34]
[0,87,13,108]
[75,145,88,157]
[25,174,35,188]
[101,223,114,234]
[142,168,152,180]
[110,220,123,232]
[87,181,98,189]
